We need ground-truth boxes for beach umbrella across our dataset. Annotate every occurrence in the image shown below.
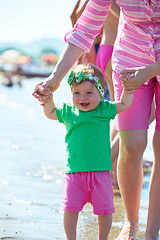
[41,53,57,65]
[0,49,22,64]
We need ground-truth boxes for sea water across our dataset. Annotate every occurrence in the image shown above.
[0,77,155,239]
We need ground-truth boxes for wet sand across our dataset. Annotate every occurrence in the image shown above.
[0,169,152,240]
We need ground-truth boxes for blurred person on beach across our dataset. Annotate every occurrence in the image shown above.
[96,0,119,102]
[32,1,160,239]
[70,0,100,64]
[34,63,133,240]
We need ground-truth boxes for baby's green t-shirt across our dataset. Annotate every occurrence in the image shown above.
[56,101,116,173]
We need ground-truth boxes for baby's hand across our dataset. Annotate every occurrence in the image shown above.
[32,74,60,100]
[120,72,136,93]
[33,85,53,105]
[33,82,51,98]
[32,82,53,105]
[119,71,136,93]
[119,66,150,91]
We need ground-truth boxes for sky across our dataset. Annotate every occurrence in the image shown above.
[0,0,76,43]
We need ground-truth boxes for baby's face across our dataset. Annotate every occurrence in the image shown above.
[71,81,101,112]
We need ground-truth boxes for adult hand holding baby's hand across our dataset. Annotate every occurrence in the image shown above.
[32,82,53,106]
[32,74,60,101]
[120,66,150,92]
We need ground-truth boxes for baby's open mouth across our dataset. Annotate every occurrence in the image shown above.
[81,103,89,107]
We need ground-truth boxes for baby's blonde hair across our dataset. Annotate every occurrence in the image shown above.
[72,63,106,91]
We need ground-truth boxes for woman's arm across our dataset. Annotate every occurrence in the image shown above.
[70,0,81,26]
[70,0,97,64]
[32,0,113,99]
[110,0,120,18]
[66,0,113,52]
[76,0,89,20]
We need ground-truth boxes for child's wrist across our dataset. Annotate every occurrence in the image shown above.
[41,97,54,107]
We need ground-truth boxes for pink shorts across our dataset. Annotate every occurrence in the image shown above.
[113,71,160,131]
[61,171,115,215]
[96,44,113,78]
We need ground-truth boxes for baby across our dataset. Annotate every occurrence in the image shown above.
[34,63,133,240]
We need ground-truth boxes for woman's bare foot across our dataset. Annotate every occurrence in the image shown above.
[116,219,138,240]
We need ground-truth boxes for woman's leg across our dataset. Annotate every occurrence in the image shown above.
[63,211,79,240]
[145,81,160,239]
[98,214,112,240]
[145,131,160,240]
[116,129,147,240]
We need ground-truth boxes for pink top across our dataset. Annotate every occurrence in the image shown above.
[65,0,160,81]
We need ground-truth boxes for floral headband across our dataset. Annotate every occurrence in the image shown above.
[67,70,104,99]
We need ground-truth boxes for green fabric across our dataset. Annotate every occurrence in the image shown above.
[56,101,116,173]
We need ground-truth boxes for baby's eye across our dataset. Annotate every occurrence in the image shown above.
[87,91,92,94]
[74,92,80,95]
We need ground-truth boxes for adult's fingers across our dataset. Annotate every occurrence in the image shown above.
[36,82,51,95]
[120,68,137,74]
[32,90,41,99]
